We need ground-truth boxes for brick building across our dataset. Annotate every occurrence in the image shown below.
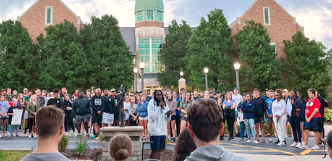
[17,0,83,43]
[230,0,304,58]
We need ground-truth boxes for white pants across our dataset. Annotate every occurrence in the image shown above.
[273,114,287,142]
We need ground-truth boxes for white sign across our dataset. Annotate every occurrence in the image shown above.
[11,109,23,125]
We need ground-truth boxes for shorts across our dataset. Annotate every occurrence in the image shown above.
[171,115,176,121]
[102,113,114,125]
[76,114,91,125]
[254,116,265,124]
[92,112,103,124]
[24,110,28,119]
[235,111,238,120]
[139,116,148,120]
[304,117,321,131]
[150,135,166,150]
[181,117,188,121]
[319,117,325,132]
[266,117,273,124]
[299,117,305,123]
[287,115,290,122]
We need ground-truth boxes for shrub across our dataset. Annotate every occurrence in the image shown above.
[99,132,105,142]
[58,134,69,152]
[74,137,89,156]
[326,109,332,122]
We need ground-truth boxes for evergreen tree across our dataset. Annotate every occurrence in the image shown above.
[157,20,192,88]
[81,15,134,89]
[38,20,88,91]
[282,31,331,97]
[184,9,233,91]
[0,20,38,90]
[235,20,280,91]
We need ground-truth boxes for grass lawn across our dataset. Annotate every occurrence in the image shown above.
[0,150,29,161]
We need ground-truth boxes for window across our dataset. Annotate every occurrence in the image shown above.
[45,6,53,25]
[138,38,163,73]
[137,11,142,21]
[157,11,162,21]
[263,7,270,25]
[270,42,276,54]
[147,10,153,20]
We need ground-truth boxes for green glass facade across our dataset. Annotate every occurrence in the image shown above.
[139,38,163,73]
[135,10,163,22]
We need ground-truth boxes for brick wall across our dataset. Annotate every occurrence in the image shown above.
[19,0,82,43]
[231,0,303,58]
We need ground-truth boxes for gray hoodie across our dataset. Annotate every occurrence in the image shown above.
[184,145,248,161]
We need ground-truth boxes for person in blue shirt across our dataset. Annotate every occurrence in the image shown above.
[138,94,149,141]
[265,90,276,143]
[262,89,270,100]
[143,89,152,103]
[223,92,237,141]
[241,94,257,143]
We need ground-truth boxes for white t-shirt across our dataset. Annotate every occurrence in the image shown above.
[124,102,131,120]
[232,94,243,112]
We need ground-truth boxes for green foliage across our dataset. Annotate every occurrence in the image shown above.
[0,150,30,161]
[38,20,88,92]
[0,20,38,90]
[58,134,69,152]
[73,137,89,156]
[184,9,233,91]
[325,109,332,122]
[281,32,331,97]
[157,20,192,87]
[81,15,134,89]
[99,132,105,142]
[235,20,280,91]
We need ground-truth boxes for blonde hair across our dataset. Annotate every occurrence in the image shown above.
[110,134,132,161]
[30,94,37,102]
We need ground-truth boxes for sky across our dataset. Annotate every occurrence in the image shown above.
[0,0,331,49]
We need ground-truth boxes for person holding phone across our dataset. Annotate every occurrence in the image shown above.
[148,90,171,160]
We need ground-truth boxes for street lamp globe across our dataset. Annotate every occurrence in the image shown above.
[204,67,209,74]
[139,62,145,69]
[180,71,184,77]
[234,62,241,70]
[133,67,138,74]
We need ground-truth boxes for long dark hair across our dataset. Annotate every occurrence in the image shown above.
[174,128,196,161]
[323,130,332,158]
[153,90,165,107]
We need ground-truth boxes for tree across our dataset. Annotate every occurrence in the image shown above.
[81,15,134,89]
[157,20,192,88]
[0,20,38,90]
[235,20,280,91]
[38,20,88,91]
[184,9,233,91]
[282,31,331,97]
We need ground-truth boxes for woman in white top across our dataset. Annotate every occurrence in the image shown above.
[123,95,130,126]
[272,89,287,146]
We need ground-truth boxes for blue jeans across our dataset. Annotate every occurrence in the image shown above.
[244,119,256,139]
[10,125,19,136]
[240,121,247,139]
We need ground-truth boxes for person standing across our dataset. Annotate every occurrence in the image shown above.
[166,91,177,142]
[241,94,257,143]
[138,94,149,140]
[124,95,130,126]
[232,87,243,137]
[193,90,200,101]
[173,91,181,137]
[298,92,306,146]
[26,95,41,138]
[300,89,322,150]
[0,95,9,137]
[179,93,193,132]
[272,90,287,146]
[223,92,237,141]
[128,96,138,126]
[252,88,266,143]
[91,88,104,139]
[47,89,62,109]
[35,89,45,107]
[102,90,115,127]
[148,90,171,159]
[63,95,75,136]
[72,92,91,137]
[315,90,328,143]
[7,88,12,99]
[265,90,275,143]
[143,89,152,103]
[7,99,20,138]
[289,90,302,148]
[110,89,120,126]
[237,95,247,141]
[24,91,32,104]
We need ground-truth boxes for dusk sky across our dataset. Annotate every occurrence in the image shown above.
[0,0,331,49]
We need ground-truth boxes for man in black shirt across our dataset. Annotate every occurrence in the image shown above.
[47,89,62,109]
[102,90,115,127]
[252,88,267,143]
[110,89,120,126]
[91,88,104,139]
[72,92,91,137]
[316,90,329,141]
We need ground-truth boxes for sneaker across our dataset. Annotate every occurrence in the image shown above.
[173,137,176,142]
[268,138,273,143]
[34,135,38,138]
[299,145,308,149]
[168,138,172,141]
[220,136,224,140]
[290,142,297,147]
[274,139,280,144]
[86,133,90,138]
[279,141,286,146]
[10,135,13,139]
[311,145,320,150]
[30,133,33,138]
[16,135,19,138]
[95,137,100,141]
[231,138,235,141]
[4,134,7,137]
[28,135,32,138]
[253,140,259,144]
[296,142,302,148]
[239,138,243,142]
[246,139,251,143]
[65,132,69,136]
[145,137,149,141]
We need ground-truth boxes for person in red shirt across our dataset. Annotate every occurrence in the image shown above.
[300,88,321,150]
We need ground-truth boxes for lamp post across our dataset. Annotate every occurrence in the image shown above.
[204,67,209,91]
[134,67,138,92]
[180,71,184,78]
[234,62,241,94]
[139,62,145,91]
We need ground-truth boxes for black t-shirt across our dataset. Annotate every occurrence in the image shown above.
[7,106,19,124]
[47,98,62,109]
[317,95,328,118]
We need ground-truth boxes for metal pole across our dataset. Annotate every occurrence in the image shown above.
[134,73,137,92]
[205,73,208,91]
[141,69,144,91]
[236,70,240,94]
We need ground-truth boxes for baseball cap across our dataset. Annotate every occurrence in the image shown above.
[143,89,148,91]
[23,88,28,91]
[139,91,143,94]
[209,91,213,93]
[110,88,116,92]
[283,89,288,92]
[213,93,217,95]
[216,90,220,93]
[266,89,269,91]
